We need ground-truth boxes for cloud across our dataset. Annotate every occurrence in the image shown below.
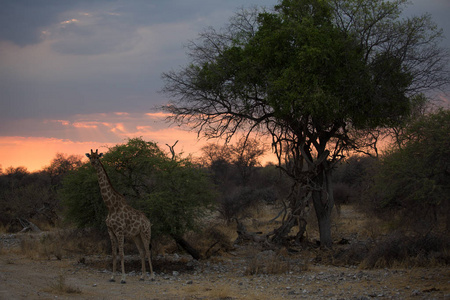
[49,10,141,55]
[0,0,278,121]
[0,14,202,119]
[0,0,80,46]
[0,110,186,143]
[145,112,172,118]
[0,1,258,50]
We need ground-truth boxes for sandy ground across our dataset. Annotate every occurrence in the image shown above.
[1,249,449,300]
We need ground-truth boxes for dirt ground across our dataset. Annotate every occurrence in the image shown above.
[1,205,449,299]
[0,251,448,299]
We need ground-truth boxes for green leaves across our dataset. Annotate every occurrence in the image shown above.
[370,109,450,225]
[60,138,215,237]
[59,164,106,230]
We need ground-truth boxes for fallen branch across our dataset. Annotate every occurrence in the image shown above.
[18,218,41,233]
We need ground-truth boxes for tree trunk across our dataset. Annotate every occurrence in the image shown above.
[271,186,310,244]
[172,235,202,260]
[312,167,334,248]
[271,214,298,244]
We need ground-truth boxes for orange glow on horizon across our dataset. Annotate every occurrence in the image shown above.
[0,136,111,172]
[0,112,278,173]
[0,134,277,173]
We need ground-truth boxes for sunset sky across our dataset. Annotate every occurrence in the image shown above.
[1,0,449,172]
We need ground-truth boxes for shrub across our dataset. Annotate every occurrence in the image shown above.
[361,232,450,269]
[60,138,216,240]
[218,187,270,222]
[365,109,450,232]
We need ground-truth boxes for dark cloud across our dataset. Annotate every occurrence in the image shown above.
[50,14,140,55]
[0,0,268,49]
[0,0,87,46]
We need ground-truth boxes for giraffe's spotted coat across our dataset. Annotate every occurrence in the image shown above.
[86,149,155,283]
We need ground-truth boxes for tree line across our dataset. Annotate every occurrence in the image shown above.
[1,107,448,241]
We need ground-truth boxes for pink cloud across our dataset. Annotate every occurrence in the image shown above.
[43,119,70,126]
[110,123,126,133]
[145,112,172,118]
[73,121,99,129]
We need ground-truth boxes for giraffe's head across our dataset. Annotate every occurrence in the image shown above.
[85,149,103,166]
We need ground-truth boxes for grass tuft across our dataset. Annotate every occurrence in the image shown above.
[45,273,81,294]
[244,249,308,275]
[361,232,450,269]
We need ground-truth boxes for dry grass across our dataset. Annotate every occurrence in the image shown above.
[200,285,235,299]
[0,224,9,234]
[360,232,450,269]
[170,281,239,299]
[244,247,309,276]
[332,204,378,239]
[44,273,81,295]
[184,223,237,258]
[12,228,110,260]
[245,254,291,275]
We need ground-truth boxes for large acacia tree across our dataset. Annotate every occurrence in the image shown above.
[162,0,449,247]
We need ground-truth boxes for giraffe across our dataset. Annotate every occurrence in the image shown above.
[85,149,155,283]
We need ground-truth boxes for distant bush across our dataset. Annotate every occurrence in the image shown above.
[361,232,450,268]
[332,156,377,213]
[0,154,84,232]
[333,182,353,214]
[0,168,57,231]
[364,109,450,232]
[218,187,266,221]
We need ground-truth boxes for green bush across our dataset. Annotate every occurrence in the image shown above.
[59,138,216,238]
[59,164,106,230]
[367,109,450,231]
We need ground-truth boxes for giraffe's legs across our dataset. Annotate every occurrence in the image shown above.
[132,236,146,281]
[117,233,126,284]
[107,229,118,282]
[141,233,155,281]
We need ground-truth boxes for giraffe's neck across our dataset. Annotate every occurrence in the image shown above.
[93,161,125,211]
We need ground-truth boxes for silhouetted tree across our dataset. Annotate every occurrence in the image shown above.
[230,137,266,186]
[44,153,83,188]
